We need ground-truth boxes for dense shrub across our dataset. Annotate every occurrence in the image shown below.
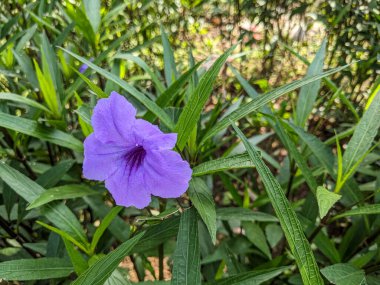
[0,0,379,284]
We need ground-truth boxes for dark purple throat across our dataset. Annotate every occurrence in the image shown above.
[125,145,146,172]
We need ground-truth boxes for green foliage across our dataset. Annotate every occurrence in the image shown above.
[231,122,324,284]
[0,1,379,284]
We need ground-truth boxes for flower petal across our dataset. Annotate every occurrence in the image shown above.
[92,92,137,144]
[105,166,152,209]
[135,119,177,150]
[83,134,126,181]
[143,150,192,198]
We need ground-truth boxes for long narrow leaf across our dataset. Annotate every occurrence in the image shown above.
[0,92,52,114]
[231,123,323,285]
[0,258,73,281]
[175,45,236,150]
[342,91,380,178]
[202,65,350,144]
[171,208,201,285]
[72,232,144,285]
[192,153,255,176]
[0,163,87,245]
[61,48,175,130]
[295,39,326,127]
[0,112,83,152]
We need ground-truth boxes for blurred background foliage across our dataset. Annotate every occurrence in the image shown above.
[0,0,379,284]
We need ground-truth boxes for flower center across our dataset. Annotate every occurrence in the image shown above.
[125,145,146,172]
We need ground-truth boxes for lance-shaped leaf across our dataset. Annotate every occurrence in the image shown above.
[188,178,216,243]
[192,153,255,176]
[175,45,236,150]
[171,208,201,285]
[0,258,73,281]
[342,91,380,179]
[0,112,83,152]
[202,65,350,144]
[231,123,323,285]
[295,39,326,127]
[61,48,175,130]
[72,232,144,285]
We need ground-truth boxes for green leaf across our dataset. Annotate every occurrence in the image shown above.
[65,2,96,45]
[27,184,99,210]
[73,68,108,98]
[63,237,89,275]
[61,48,175,130]
[15,24,37,51]
[133,215,180,253]
[64,25,143,102]
[36,159,75,188]
[0,163,87,245]
[192,153,255,176]
[0,92,52,113]
[171,208,201,285]
[321,263,366,285]
[83,0,101,33]
[216,208,278,222]
[208,266,291,285]
[85,196,130,242]
[243,222,271,260]
[188,178,216,243]
[231,123,323,285]
[90,206,123,254]
[229,64,259,99]
[161,26,178,85]
[316,186,341,219]
[286,121,363,204]
[175,45,236,150]
[202,65,350,144]
[332,204,380,220]
[265,224,283,248]
[295,39,326,127]
[0,258,73,281]
[280,41,360,121]
[72,232,144,285]
[0,112,83,152]
[342,91,380,179]
[41,32,64,102]
[37,221,89,254]
[115,53,165,93]
[275,119,318,193]
[314,231,341,263]
[34,59,60,116]
[143,62,202,122]
[13,50,38,88]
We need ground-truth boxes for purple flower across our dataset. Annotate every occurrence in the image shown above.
[79,58,94,73]
[83,92,192,209]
